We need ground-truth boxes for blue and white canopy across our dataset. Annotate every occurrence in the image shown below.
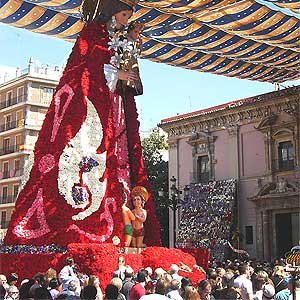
[1,0,299,82]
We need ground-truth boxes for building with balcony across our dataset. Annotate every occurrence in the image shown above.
[0,59,61,240]
[160,86,300,260]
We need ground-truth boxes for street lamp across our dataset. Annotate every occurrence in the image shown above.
[158,176,190,248]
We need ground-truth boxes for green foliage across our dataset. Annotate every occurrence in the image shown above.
[142,127,169,246]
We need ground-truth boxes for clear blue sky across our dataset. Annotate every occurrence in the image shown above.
[1,23,299,131]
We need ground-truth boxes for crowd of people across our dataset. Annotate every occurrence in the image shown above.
[0,255,299,300]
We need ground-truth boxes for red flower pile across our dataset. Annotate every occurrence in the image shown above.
[0,244,206,288]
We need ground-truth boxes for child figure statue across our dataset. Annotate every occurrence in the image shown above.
[122,201,136,253]
[131,186,148,253]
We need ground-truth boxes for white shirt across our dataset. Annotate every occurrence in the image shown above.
[234,275,253,300]
[140,294,169,300]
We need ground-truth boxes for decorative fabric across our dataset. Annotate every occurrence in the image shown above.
[104,64,119,92]
[4,22,160,247]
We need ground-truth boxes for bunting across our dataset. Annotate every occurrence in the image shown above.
[0,0,299,82]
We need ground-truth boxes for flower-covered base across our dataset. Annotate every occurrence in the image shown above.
[0,243,206,287]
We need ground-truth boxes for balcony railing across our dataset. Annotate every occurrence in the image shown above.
[272,159,295,172]
[0,221,10,229]
[0,195,15,205]
[1,169,23,179]
[0,94,27,109]
[0,144,24,156]
[0,119,25,133]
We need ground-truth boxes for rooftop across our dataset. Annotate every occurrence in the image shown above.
[0,58,62,86]
[160,86,299,126]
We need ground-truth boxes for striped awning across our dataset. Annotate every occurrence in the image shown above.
[0,0,299,82]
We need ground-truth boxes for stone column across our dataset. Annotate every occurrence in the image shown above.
[227,125,240,178]
[262,209,271,260]
[168,138,179,248]
[256,208,264,260]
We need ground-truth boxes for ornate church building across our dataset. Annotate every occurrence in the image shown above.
[160,86,299,260]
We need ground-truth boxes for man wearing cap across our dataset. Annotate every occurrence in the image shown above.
[131,186,148,254]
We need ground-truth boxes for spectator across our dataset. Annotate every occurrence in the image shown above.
[110,278,125,300]
[185,286,201,300]
[5,285,19,300]
[29,272,47,298]
[198,280,215,300]
[154,268,167,280]
[49,278,60,300]
[166,279,183,300]
[0,285,6,300]
[169,265,182,283]
[0,275,9,291]
[104,284,119,300]
[121,267,135,300]
[180,278,192,298]
[129,269,148,300]
[7,274,18,287]
[58,279,80,299]
[262,284,275,300]
[88,275,103,300]
[81,285,97,300]
[59,257,76,289]
[140,278,169,299]
[19,279,35,300]
[270,267,286,294]
[233,264,253,300]
[34,287,52,300]
[114,257,127,281]
[275,278,290,300]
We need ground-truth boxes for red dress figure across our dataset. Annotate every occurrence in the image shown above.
[4,0,160,247]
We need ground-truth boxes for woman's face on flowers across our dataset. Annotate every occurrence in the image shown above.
[114,10,133,29]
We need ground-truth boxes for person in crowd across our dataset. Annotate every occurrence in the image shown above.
[270,266,287,294]
[233,264,253,300]
[198,280,215,300]
[5,285,19,300]
[18,279,35,300]
[129,269,148,300]
[114,256,127,281]
[0,275,9,291]
[185,286,201,300]
[140,278,170,299]
[261,284,275,300]
[275,278,291,300]
[154,268,167,282]
[169,265,182,283]
[7,274,18,287]
[166,279,183,300]
[121,266,135,300]
[88,275,103,300]
[29,273,47,298]
[145,280,157,295]
[110,278,125,300]
[57,279,80,299]
[180,278,192,298]
[131,187,148,254]
[45,269,58,287]
[59,257,76,288]
[104,284,119,300]
[145,268,153,280]
[253,270,269,300]
[81,285,98,300]
[48,278,60,300]
[0,285,6,300]
[34,287,52,300]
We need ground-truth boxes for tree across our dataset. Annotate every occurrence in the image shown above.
[142,127,169,246]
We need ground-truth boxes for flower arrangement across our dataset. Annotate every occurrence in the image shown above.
[0,243,207,287]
